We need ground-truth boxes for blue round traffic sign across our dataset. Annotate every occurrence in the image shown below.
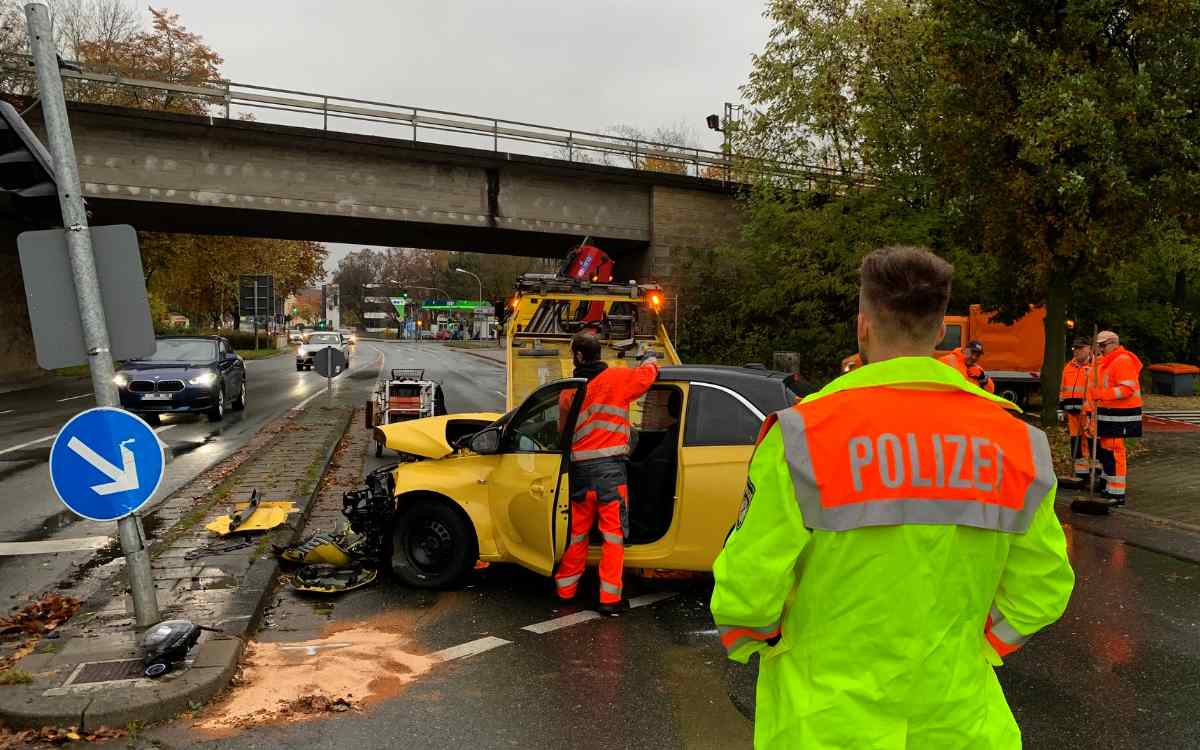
[49,407,165,521]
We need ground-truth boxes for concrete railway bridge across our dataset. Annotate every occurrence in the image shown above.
[1,66,864,381]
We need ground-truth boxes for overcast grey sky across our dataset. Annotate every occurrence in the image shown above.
[155,0,772,278]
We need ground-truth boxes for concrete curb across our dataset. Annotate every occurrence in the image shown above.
[1056,494,1200,566]
[0,406,356,731]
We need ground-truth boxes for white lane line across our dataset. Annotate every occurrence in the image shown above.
[0,536,112,556]
[0,420,173,457]
[522,610,600,634]
[429,636,512,662]
[630,592,677,608]
[494,390,505,397]
[56,393,92,403]
[0,409,13,415]
[521,592,677,635]
[0,433,55,457]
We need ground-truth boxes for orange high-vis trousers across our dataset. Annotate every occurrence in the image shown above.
[1097,438,1127,497]
[554,458,628,604]
[1066,412,1091,478]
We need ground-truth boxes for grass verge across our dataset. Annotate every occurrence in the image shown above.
[0,669,32,686]
[236,348,285,361]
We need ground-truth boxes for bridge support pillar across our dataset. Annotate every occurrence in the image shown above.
[645,184,742,292]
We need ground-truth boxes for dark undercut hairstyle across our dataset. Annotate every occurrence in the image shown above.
[859,245,954,343]
[571,332,602,363]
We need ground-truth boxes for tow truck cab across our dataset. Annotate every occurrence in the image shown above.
[504,274,682,410]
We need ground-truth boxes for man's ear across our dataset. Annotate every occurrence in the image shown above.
[935,322,946,348]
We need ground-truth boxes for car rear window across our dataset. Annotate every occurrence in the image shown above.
[684,385,761,447]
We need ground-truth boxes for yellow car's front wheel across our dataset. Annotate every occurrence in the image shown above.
[391,498,477,588]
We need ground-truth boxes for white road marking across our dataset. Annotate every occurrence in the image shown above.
[0,409,13,415]
[0,433,55,457]
[279,642,353,656]
[0,536,112,556]
[521,592,677,634]
[56,393,92,402]
[429,636,512,662]
[494,390,505,397]
[522,610,600,634]
[630,592,677,608]
[0,421,173,458]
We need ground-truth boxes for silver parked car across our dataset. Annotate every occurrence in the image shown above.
[296,331,350,371]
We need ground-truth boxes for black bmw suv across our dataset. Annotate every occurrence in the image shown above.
[114,336,246,423]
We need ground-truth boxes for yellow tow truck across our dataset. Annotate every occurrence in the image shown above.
[373,273,801,588]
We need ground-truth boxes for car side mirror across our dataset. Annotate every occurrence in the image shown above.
[469,427,502,455]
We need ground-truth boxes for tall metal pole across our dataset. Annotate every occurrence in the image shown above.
[25,2,160,627]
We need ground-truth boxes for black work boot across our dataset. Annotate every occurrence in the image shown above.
[596,599,630,617]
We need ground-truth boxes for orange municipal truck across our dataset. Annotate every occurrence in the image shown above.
[842,305,1046,405]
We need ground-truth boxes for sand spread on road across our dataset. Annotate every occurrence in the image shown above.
[198,627,433,731]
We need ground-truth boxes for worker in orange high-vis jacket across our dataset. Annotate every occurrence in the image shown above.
[553,332,658,615]
[940,339,995,393]
[712,245,1073,749]
[1059,337,1092,480]
[1088,331,1143,506]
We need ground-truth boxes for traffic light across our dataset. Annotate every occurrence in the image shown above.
[0,101,60,227]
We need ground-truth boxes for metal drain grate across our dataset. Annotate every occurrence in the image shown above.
[69,658,144,684]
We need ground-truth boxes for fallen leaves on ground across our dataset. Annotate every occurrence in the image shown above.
[0,596,81,641]
[0,725,126,748]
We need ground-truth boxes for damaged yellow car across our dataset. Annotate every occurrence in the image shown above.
[376,365,803,588]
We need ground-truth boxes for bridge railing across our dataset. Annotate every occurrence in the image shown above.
[0,55,871,189]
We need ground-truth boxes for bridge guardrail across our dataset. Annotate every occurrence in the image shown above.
[0,54,872,188]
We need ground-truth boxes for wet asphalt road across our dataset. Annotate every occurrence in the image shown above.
[0,344,382,608]
[143,344,1200,749]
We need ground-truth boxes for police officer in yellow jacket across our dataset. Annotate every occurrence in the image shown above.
[711,246,1074,749]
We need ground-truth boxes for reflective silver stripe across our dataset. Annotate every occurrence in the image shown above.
[573,420,630,442]
[556,573,582,589]
[1022,423,1057,515]
[1112,386,1127,399]
[775,408,823,525]
[577,403,629,425]
[775,408,1048,534]
[1118,379,1139,388]
[1097,414,1143,423]
[988,605,1029,648]
[569,532,588,545]
[571,444,630,461]
[717,624,779,639]
[600,581,621,596]
[601,532,623,545]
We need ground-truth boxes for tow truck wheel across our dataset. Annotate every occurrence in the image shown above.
[391,499,476,588]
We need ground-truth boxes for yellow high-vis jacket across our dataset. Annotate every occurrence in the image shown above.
[711,357,1074,749]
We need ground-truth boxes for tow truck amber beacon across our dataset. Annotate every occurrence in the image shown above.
[365,252,805,589]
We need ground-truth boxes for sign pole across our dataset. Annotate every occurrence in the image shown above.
[25,2,159,626]
[25,4,159,624]
[254,278,260,351]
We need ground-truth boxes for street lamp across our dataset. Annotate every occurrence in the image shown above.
[455,268,484,339]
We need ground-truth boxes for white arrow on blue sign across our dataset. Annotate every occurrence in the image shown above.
[49,407,165,521]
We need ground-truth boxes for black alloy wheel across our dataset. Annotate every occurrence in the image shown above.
[232,379,247,411]
[391,500,475,588]
[208,384,225,422]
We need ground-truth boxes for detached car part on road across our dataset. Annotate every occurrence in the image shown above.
[374,365,804,588]
[114,336,247,423]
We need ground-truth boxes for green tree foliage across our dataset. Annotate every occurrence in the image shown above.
[718,0,1200,423]
[679,185,955,380]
